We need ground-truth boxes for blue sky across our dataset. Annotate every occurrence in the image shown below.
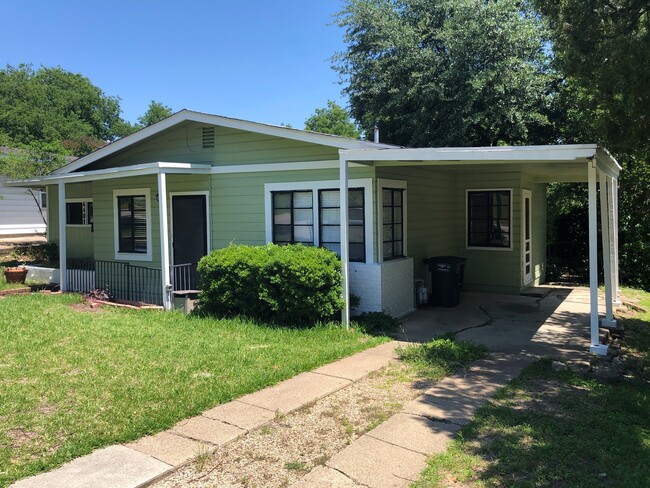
[1,0,350,128]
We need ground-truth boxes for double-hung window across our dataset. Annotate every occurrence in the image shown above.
[270,186,367,263]
[272,191,314,244]
[467,190,511,248]
[117,195,148,254]
[382,188,404,260]
[318,188,365,262]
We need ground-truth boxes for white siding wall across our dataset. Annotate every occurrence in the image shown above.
[0,179,46,235]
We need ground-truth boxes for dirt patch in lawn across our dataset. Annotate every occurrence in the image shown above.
[156,361,435,488]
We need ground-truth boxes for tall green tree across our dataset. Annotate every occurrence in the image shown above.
[537,1,650,289]
[0,64,131,156]
[137,100,173,127]
[334,0,560,147]
[304,100,361,138]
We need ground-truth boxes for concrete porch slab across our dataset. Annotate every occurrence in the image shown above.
[237,371,351,414]
[327,434,427,488]
[11,445,171,488]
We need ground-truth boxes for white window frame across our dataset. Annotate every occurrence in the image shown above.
[264,178,374,264]
[65,198,93,227]
[168,191,211,265]
[113,188,152,262]
[377,179,408,263]
[465,188,513,251]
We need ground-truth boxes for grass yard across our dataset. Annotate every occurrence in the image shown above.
[0,293,386,487]
[413,288,650,488]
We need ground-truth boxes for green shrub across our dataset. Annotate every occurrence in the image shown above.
[197,244,344,326]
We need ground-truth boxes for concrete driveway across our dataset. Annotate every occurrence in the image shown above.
[398,286,602,360]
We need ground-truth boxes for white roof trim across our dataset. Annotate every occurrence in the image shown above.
[341,144,599,161]
[7,162,210,187]
[52,109,399,175]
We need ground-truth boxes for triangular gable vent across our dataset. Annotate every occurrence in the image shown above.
[202,127,215,149]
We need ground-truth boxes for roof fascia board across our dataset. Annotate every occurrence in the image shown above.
[7,162,210,187]
[340,144,599,163]
[210,159,370,174]
[595,146,622,178]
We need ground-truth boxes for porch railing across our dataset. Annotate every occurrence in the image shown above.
[67,259,163,306]
[170,262,200,292]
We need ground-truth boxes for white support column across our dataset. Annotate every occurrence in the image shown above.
[588,163,608,355]
[610,177,621,305]
[599,171,616,328]
[158,172,172,310]
[339,155,350,330]
[57,181,67,291]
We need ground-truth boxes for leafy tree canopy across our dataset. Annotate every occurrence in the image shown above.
[0,64,133,156]
[304,100,361,138]
[334,0,560,147]
[535,0,650,154]
[137,100,173,127]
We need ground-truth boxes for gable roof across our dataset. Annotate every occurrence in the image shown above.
[52,109,399,175]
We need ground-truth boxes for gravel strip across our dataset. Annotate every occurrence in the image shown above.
[155,361,435,488]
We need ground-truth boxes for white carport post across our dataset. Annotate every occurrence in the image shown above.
[57,181,67,291]
[339,154,350,330]
[610,177,621,305]
[158,172,172,310]
[600,171,616,328]
[588,162,608,355]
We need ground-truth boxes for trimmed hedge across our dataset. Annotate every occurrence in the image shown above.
[197,244,344,326]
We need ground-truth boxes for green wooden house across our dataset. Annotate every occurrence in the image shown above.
[9,110,621,355]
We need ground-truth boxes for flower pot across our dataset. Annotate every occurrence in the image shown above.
[4,267,28,284]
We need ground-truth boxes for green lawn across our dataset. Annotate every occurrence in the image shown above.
[413,288,650,488]
[0,293,386,486]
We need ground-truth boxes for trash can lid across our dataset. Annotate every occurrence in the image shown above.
[422,255,467,265]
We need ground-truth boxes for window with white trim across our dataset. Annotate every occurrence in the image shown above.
[270,187,366,262]
[272,191,314,244]
[467,190,511,248]
[117,195,148,254]
[382,188,404,260]
[66,200,93,226]
[319,188,365,262]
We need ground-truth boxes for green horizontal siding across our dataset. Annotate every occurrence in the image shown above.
[46,183,94,259]
[454,171,522,293]
[210,167,374,251]
[87,123,340,170]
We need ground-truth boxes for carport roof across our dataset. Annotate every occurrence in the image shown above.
[340,144,621,182]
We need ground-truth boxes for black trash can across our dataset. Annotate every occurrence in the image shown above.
[422,256,467,307]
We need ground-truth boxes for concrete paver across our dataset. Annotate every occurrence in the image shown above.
[313,351,393,381]
[238,371,351,414]
[11,446,171,488]
[367,413,460,455]
[327,434,428,488]
[202,400,276,431]
[127,431,206,467]
[290,466,360,488]
[171,415,245,446]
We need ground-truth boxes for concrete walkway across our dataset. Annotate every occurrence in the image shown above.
[12,287,597,488]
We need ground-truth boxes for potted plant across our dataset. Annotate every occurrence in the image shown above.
[4,265,28,284]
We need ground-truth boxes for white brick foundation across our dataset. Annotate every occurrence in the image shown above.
[349,257,415,318]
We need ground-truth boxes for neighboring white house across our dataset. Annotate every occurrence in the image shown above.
[0,176,47,236]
